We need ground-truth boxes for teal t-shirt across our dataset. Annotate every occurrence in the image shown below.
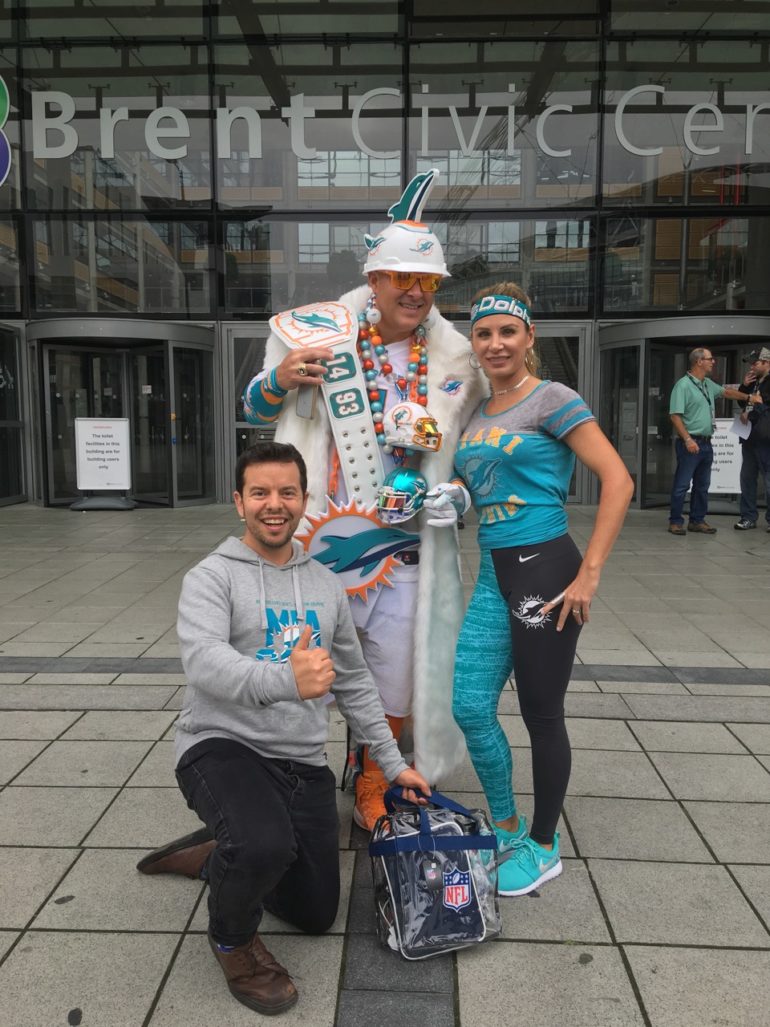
[453,381,595,550]
[668,374,724,437]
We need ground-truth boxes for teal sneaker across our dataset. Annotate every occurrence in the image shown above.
[498,833,562,896]
[494,814,528,856]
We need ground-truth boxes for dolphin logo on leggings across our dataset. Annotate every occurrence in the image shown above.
[511,596,550,629]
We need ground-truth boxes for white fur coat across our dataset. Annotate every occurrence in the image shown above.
[263,283,487,782]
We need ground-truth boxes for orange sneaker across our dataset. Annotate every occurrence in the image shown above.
[353,767,388,831]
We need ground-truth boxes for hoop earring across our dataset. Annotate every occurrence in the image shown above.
[468,352,481,370]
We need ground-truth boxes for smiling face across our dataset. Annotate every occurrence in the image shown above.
[368,270,437,341]
[471,313,535,388]
[233,461,308,563]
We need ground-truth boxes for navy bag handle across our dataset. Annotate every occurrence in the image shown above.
[369,786,496,857]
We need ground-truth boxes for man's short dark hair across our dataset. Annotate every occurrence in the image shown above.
[235,441,308,495]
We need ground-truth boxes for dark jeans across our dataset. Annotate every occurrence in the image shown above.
[670,437,713,526]
[739,442,770,524]
[176,738,340,947]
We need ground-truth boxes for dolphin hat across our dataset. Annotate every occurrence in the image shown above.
[363,168,450,278]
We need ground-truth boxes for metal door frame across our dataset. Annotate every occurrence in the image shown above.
[0,321,27,505]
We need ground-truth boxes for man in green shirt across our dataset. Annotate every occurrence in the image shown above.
[668,347,751,535]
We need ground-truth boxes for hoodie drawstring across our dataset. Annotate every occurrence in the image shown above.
[292,564,305,623]
[257,559,268,629]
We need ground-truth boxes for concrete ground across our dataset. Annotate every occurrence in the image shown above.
[0,502,768,1027]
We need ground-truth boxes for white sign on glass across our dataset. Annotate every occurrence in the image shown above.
[75,418,131,491]
[709,418,742,494]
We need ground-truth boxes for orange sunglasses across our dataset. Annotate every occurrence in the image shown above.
[381,270,443,293]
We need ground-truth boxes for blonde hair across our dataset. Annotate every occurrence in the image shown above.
[471,280,539,375]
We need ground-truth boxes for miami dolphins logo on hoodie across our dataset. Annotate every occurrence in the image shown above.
[256,609,321,662]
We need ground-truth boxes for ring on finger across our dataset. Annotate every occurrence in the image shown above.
[297,362,307,376]
[572,608,582,618]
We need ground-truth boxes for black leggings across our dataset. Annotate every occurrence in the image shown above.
[453,534,582,844]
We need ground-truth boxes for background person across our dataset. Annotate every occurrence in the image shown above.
[668,347,750,535]
[734,346,770,531]
[137,442,429,1017]
[241,170,485,829]
[424,282,633,897]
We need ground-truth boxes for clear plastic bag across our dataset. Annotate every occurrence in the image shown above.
[369,788,501,960]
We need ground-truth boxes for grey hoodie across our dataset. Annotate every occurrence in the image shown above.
[175,536,408,782]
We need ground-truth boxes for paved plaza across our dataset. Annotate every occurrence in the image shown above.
[0,502,769,1027]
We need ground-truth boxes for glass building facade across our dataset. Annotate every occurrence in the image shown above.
[2,1,770,507]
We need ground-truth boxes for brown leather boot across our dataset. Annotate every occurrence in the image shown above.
[136,829,215,879]
[209,931,298,1015]
[353,714,404,832]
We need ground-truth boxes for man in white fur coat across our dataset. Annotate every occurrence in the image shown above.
[243,170,486,829]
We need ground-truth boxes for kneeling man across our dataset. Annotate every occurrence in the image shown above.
[137,442,428,1016]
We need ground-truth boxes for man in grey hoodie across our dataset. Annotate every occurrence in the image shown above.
[137,441,429,1017]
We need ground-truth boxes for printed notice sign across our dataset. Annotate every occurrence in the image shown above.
[709,418,742,494]
[75,418,131,491]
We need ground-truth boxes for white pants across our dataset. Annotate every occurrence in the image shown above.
[350,564,418,718]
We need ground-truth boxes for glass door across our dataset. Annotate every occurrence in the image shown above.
[128,347,170,504]
[0,326,25,505]
[599,345,642,503]
[44,346,125,503]
[171,345,214,503]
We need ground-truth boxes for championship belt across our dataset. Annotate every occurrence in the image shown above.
[271,301,384,507]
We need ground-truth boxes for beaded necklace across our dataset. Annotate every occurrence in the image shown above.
[357,311,428,452]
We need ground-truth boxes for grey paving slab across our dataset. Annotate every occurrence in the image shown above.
[126,740,177,787]
[623,694,770,722]
[84,787,205,848]
[11,623,102,644]
[567,750,670,799]
[565,796,713,862]
[0,671,32,683]
[0,930,178,1027]
[0,739,48,783]
[113,672,188,685]
[501,716,640,750]
[0,710,80,739]
[337,991,454,1027]
[26,672,118,684]
[685,801,770,863]
[498,860,610,942]
[0,641,73,657]
[63,641,151,658]
[624,946,770,1027]
[0,786,117,846]
[456,941,644,1027]
[629,720,749,753]
[151,933,343,1027]
[14,739,153,787]
[343,932,453,992]
[588,859,770,946]
[686,682,770,696]
[33,849,203,931]
[727,722,770,754]
[596,680,688,694]
[728,864,770,927]
[648,751,770,801]
[0,848,79,929]
[564,693,637,719]
[0,684,178,710]
[62,710,178,741]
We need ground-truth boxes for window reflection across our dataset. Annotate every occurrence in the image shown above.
[21,0,205,39]
[610,1,770,34]
[224,217,591,316]
[0,217,19,310]
[603,216,770,313]
[32,218,211,314]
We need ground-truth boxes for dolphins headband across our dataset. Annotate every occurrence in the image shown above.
[470,294,532,326]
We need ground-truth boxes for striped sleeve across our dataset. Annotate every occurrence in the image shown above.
[540,385,595,439]
[242,368,288,425]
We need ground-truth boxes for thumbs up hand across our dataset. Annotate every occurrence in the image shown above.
[290,624,335,700]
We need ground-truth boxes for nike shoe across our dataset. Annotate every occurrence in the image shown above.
[734,519,756,530]
[498,833,562,896]
[495,814,528,855]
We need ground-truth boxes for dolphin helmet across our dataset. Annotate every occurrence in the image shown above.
[363,169,450,278]
[383,401,442,452]
[376,468,429,524]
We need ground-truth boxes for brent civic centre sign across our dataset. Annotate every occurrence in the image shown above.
[16,82,770,163]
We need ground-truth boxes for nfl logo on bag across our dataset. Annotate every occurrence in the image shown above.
[443,868,471,911]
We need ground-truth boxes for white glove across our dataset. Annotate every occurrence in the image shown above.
[422,483,471,528]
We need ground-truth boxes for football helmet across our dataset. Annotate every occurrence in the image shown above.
[376,468,429,524]
[383,402,442,452]
[363,169,450,278]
